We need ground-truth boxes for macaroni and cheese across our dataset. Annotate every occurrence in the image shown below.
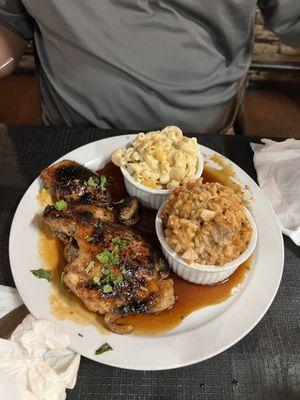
[111,126,200,189]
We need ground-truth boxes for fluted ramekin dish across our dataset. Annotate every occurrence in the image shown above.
[155,204,257,284]
[121,150,204,210]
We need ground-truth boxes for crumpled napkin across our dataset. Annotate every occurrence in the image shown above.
[0,287,81,400]
[251,138,300,245]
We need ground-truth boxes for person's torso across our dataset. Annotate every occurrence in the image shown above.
[23,0,257,132]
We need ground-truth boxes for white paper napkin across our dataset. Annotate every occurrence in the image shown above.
[251,138,300,245]
[0,286,81,400]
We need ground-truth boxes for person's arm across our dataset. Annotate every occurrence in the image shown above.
[0,25,28,78]
[258,0,300,45]
[0,0,33,78]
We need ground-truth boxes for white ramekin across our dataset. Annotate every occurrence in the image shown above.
[155,205,257,284]
[121,150,204,209]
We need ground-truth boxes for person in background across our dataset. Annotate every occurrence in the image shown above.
[0,1,299,133]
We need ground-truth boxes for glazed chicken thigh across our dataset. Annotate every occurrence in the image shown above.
[40,160,175,334]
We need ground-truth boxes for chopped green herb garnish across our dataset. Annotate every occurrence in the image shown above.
[102,267,111,276]
[119,265,125,273]
[31,268,52,281]
[106,206,113,211]
[112,236,133,250]
[96,249,119,265]
[96,250,110,264]
[128,160,140,164]
[103,283,113,293]
[60,271,66,285]
[120,239,130,249]
[123,305,130,314]
[112,275,123,285]
[100,175,107,191]
[122,236,133,241]
[93,266,124,290]
[85,235,94,242]
[85,261,94,274]
[111,248,119,263]
[95,343,112,355]
[94,222,103,229]
[157,258,165,271]
[87,176,100,187]
[54,200,68,211]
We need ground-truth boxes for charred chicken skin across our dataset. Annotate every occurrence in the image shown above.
[40,159,139,225]
[40,160,175,334]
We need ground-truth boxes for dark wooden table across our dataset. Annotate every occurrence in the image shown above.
[0,125,299,400]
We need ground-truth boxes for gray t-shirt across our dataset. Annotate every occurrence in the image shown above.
[1,1,299,132]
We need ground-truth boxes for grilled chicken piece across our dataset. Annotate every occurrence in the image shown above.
[116,197,139,226]
[44,205,175,334]
[41,159,111,205]
[40,160,139,226]
[64,242,79,263]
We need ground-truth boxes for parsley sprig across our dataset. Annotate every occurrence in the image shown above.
[95,343,112,355]
[31,268,52,281]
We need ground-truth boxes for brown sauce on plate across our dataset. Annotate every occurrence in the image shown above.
[38,156,251,335]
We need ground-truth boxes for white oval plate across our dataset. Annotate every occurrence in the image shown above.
[9,135,284,370]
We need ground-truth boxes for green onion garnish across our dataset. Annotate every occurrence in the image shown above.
[87,176,100,187]
[123,305,130,314]
[112,275,123,285]
[60,271,66,285]
[119,265,125,273]
[112,236,133,250]
[100,175,107,191]
[54,200,68,211]
[96,249,119,265]
[85,261,94,274]
[102,284,113,293]
[102,267,111,276]
[157,258,165,271]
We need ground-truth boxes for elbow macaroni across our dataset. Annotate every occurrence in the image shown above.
[111,126,200,189]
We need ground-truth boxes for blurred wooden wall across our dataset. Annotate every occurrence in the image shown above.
[0,73,41,124]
